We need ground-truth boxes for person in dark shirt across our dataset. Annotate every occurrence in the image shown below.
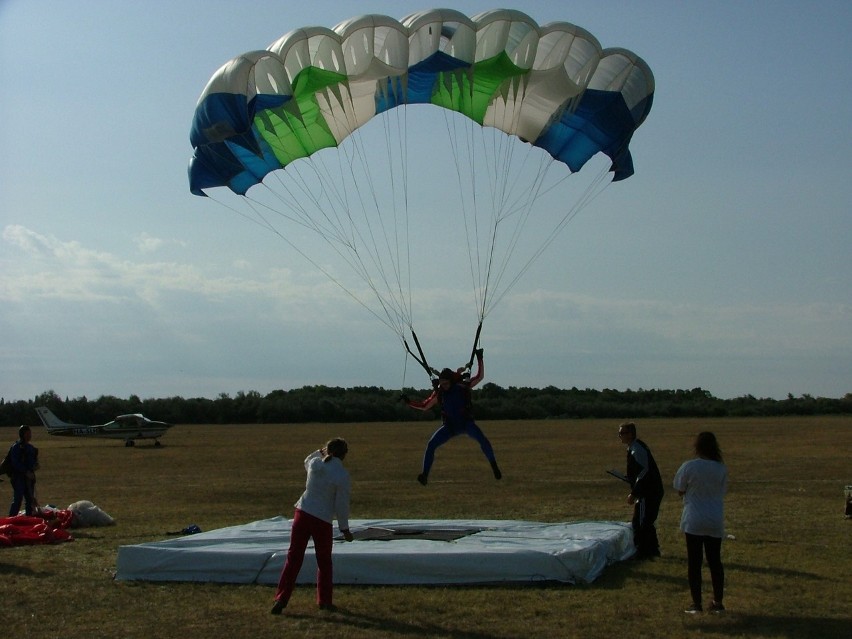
[403,349,501,485]
[618,421,664,559]
[7,425,39,516]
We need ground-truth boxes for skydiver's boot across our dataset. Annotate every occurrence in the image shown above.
[490,460,502,480]
[270,598,287,615]
[417,473,428,486]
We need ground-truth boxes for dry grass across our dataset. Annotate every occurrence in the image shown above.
[2,416,850,638]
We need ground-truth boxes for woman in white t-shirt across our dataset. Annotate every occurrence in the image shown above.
[673,431,728,614]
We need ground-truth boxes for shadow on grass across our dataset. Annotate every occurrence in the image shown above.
[724,561,831,581]
[688,613,851,639]
[283,605,522,639]
[588,557,645,590]
[0,562,50,577]
[604,555,832,587]
[68,531,109,540]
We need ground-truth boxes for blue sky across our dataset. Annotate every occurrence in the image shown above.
[1,0,850,402]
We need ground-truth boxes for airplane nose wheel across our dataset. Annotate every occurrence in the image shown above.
[154,440,162,447]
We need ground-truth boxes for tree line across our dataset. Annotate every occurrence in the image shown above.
[0,386,849,428]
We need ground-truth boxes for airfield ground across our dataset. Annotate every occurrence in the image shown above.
[2,416,849,638]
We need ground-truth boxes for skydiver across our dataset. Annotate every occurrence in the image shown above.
[402,348,501,485]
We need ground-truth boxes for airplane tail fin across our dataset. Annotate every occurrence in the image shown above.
[36,407,70,431]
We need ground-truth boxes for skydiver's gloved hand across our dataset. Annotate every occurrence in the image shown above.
[475,348,484,359]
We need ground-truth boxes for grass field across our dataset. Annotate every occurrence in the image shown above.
[2,416,850,638]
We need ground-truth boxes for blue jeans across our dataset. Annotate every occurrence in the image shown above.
[9,475,35,516]
[421,420,496,476]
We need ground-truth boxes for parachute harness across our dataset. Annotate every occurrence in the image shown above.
[402,320,483,388]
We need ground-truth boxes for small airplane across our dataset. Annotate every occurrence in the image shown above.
[35,407,174,447]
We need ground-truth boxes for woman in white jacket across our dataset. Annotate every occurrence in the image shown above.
[673,431,728,614]
[271,438,353,614]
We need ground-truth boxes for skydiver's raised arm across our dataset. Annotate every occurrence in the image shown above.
[405,389,439,411]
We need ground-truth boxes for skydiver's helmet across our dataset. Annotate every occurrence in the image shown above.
[438,368,455,381]
[18,425,31,438]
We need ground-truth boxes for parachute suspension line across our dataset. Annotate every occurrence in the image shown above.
[247,145,411,342]
[274,95,410,340]
[400,104,414,344]
[480,150,554,319]
[439,109,480,319]
[477,122,504,321]
[200,188,289,236]
[246,106,415,369]
[395,103,427,381]
[260,163,379,293]
[264,104,418,351]
[479,121,517,321]
[346,104,418,339]
[446,109,504,325]
[438,110,529,326]
[203,187,402,338]
[340,126,409,334]
[482,162,613,316]
[468,115,524,325]
[366,105,420,360]
[400,344,413,391]
[283,109,414,340]
[377,102,414,332]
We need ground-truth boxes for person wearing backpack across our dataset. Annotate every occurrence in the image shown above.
[7,425,39,516]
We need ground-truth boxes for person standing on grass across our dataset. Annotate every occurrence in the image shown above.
[674,431,728,614]
[402,348,501,485]
[7,425,39,516]
[618,421,664,559]
[271,438,353,615]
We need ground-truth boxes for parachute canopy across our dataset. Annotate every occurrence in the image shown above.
[187,9,654,373]
[189,8,654,197]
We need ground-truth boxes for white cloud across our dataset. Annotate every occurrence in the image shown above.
[1,224,324,309]
[2,225,850,401]
[134,232,187,253]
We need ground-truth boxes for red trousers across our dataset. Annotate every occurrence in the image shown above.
[274,509,334,606]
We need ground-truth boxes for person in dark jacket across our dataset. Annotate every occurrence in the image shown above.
[618,421,663,559]
[8,425,39,516]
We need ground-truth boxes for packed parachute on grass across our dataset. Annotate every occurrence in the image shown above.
[0,501,114,547]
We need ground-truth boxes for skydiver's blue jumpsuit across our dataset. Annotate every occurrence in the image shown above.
[407,354,500,480]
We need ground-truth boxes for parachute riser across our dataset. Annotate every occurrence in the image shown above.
[403,330,436,381]
[466,321,483,371]
[403,319,483,386]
